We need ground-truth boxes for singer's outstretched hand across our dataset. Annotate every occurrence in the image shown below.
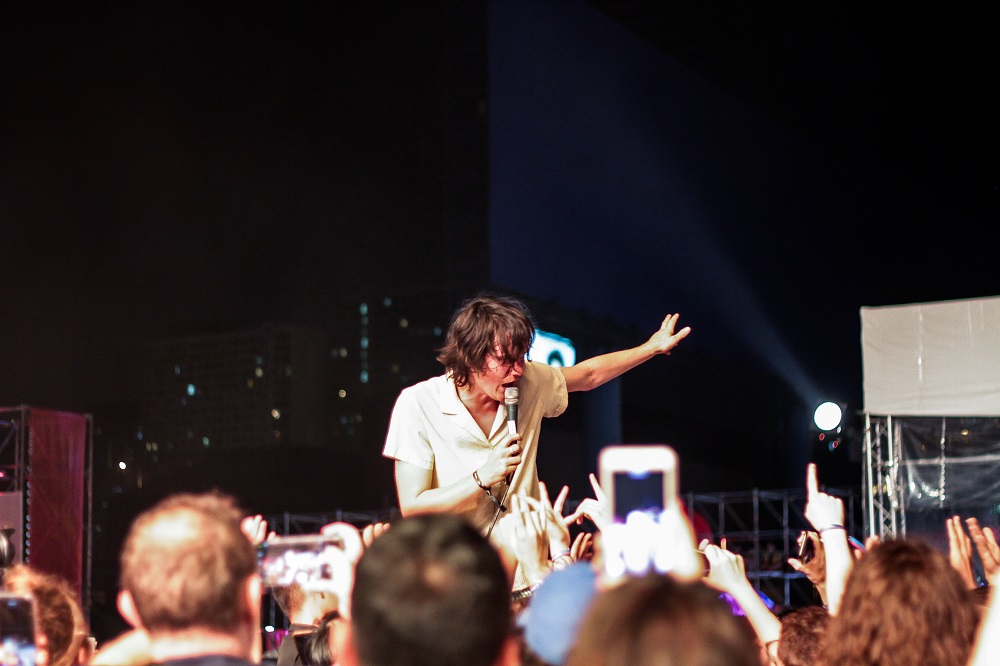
[646,313,692,356]
[560,313,691,392]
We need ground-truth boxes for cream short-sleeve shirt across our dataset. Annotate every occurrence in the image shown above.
[383,360,568,534]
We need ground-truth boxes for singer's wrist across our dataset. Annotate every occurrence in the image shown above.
[472,470,491,491]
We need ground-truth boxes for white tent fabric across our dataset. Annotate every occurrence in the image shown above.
[861,295,1000,416]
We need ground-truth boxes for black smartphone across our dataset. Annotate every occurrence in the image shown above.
[796,531,816,564]
[0,593,37,666]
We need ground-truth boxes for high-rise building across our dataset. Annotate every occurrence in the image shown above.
[140,324,331,456]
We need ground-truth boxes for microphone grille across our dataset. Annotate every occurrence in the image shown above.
[504,386,519,403]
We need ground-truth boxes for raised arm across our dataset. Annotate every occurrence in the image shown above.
[703,541,782,656]
[803,463,851,614]
[560,314,691,392]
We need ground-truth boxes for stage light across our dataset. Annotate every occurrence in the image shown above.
[813,401,843,431]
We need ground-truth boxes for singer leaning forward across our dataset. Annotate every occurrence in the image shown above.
[382,293,691,589]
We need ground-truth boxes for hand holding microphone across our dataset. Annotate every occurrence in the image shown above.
[485,387,520,537]
[504,387,519,484]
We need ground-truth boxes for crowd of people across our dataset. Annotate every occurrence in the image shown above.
[6,461,999,666]
[4,293,999,665]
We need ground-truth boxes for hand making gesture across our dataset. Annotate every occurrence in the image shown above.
[803,463,851,614]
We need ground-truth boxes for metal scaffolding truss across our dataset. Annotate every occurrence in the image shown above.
[262,509,400,537]
[864,414,903,539]
[684,486,859,608]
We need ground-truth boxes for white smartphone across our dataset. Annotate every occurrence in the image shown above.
[258,533,350,590]
[599,444,678,523]
[0,593,37,666]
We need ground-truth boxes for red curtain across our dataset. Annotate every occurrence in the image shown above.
[27,408,87,598]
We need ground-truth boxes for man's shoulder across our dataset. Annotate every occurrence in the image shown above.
[523,360,565,389]
[395,373,450,404]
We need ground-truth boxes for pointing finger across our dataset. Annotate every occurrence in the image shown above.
[806,463,819,496]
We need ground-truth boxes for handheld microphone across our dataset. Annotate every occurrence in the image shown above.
[503,386,519,485]
[504,386,519,436]
[487,386,520,538]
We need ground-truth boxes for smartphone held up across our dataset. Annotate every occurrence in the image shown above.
[0,593,37,666]
[599,444,677,523]
[596,445,702,581]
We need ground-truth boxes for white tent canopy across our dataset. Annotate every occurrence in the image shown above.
[861,295,1000,416]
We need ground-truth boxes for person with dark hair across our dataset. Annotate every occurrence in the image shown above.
[564,573,762,666]
[383,292,690,588]
[272,583,341,666]
[294,609,344,666]
[347,512,517,666]
[1,564,92,666]
[111,490,263,666]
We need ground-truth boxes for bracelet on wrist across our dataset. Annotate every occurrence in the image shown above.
[819,524,846,534]
[551,554,575,570]
[472,470,490,491]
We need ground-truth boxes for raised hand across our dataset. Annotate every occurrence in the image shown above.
[539,481,573,558]
[787,530,828,594]
[947,515,977,589]
[570,531,595,562]
[700,539,748,594]
[563,473,612,532]
[240,514,270,546]
[645,313,692,356]
[498,493,551,585]
[361,521,391,548]
[802,463,850,614]
[966,517,1000,585]
[804,463,844,532]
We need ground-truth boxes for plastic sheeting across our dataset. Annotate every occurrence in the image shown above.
[898,416,1000,509]
[860,296,1000,416]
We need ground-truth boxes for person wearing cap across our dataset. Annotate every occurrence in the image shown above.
[382,292,691,586]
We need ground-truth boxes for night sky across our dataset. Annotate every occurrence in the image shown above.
[3,2,998,454]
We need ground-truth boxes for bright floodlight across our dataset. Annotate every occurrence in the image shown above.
[813,402,843,431]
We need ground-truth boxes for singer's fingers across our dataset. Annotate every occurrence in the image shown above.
[806,463,819,497]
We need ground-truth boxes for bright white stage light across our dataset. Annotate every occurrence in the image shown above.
[813,401,843,431]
